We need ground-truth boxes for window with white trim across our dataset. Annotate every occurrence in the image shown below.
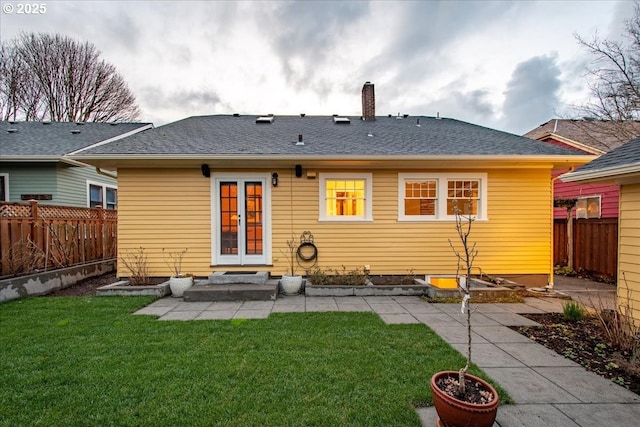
[0,173,8,202]
[576,196,601,219]
[398,173,487,221]
[87,181,117,209]
[319,173,373,221]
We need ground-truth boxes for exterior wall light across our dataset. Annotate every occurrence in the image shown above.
[272,172,278,187]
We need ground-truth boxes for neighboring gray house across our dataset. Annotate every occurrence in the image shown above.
[0,121,152,208]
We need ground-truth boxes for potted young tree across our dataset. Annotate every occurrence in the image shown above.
[430,202,499,427]
[280,234,303,295]
[162,248,193,297]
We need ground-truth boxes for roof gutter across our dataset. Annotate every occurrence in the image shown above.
[561,163,640,183]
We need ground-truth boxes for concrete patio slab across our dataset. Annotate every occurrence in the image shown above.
[495,404,580,427]
[413,313,458,326]
[146,297,183,307]
[233,309,270,319]
[416,406,499,427]
[391,296,423,303]
[498,303,545,314]
[472,326,536,343]
[425,324,489,344]
[271,305,306,313]
[399,302,443,314]
[482,367,581,404]
[196,310,234,320]
[450,343,526,368]
[472,303,513,314]
[206,301,243,311]
[553,403,640,426]
[368,302,408,314]
[173,301,212,311]
[496,343,580,367]
[363,296,396,303]
[239,301,274,310]
[335,303,372,312]
[483,312,541,326]
[522,298,564,313]
[535,367,640,403]
[158,310,201,321]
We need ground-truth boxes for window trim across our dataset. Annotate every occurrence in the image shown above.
[86,180,117,209]
[319,173,373,222]
[398,173,488,221]
[0,173,8,202]
[576,195,601,219]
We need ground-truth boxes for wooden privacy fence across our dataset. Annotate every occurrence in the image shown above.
[0,201,117,277]
[554,217,618,280]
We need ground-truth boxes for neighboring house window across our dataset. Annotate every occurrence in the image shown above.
[576,196,601,219]
[398,173,487,221]
[87,181,117,209]
[0,173,8,202]
[319,173,373,221]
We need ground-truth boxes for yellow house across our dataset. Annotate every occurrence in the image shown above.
[69,83,592,288]
[562,137,640,327]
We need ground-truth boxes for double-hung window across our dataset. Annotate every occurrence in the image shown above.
[319,173,373,221]
[87,181,117,209]
[398,173,487,221]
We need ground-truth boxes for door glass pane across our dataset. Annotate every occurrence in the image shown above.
[245,182,263,255]
[220,182,238,254]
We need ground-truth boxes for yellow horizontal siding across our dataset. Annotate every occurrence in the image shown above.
[618,184,640,327]
[117,168,211,277]
[116,166,553,282]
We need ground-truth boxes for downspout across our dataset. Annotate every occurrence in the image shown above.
[548,166,575,290]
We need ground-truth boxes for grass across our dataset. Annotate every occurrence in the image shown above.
[0,296,508,426]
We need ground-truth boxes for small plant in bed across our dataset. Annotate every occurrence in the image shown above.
[308,265,368,286]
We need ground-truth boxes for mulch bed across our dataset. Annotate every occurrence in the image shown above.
[511,313,640,396]
[45,273,118,297]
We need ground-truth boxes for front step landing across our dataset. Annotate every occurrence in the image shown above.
[208,271,269,285]
[183,282,278,302]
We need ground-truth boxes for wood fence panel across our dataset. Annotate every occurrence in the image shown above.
[554,217,618,279]
[0,201,117,277]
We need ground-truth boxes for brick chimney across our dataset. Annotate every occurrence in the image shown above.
[361,81,375,121]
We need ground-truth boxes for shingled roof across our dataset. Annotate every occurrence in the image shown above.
[73,114,583,157]
[562,137,640,183]
[524,119,640,153]
[1,121,152,159]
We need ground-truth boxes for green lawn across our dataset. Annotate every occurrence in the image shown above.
[0,296,506,426]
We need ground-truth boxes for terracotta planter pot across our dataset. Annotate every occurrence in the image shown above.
[430,371,499,427]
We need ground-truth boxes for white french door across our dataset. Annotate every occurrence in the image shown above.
[212,174,270,265]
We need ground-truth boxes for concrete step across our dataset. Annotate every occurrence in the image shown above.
[183,283,278,302]
[208,271,269,285]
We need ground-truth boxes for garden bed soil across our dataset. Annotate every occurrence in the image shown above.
[512,313,640,396]
[368,275,417,286]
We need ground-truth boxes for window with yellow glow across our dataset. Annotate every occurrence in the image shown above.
[320,173,372,221]
[398,174,487,221]
[404,180,437,216]
[446,180,479,216]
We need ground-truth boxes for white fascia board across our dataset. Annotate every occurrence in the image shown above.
[561,163,640,182]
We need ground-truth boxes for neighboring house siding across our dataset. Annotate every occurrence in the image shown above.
[0,164,57,204]
[553,169,619,219]
[56,164,117,207]
[117,167,552,285]
[618,183,640,327]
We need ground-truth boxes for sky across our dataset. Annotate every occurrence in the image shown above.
[0,0,634,135]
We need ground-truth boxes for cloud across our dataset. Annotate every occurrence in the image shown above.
[501,54,562,134]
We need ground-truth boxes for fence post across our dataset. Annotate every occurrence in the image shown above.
[97,206,104,259]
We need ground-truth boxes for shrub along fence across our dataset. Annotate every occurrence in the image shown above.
[0,201,117,277]
[554,217,618,280]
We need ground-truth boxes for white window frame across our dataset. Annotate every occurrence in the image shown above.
[319,173,373,222]
[398,173,488,221]
[86,180,117,209]
[0,173,8,202]
[576,195,601,219]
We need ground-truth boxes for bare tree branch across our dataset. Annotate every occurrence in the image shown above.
[0,32,140,122]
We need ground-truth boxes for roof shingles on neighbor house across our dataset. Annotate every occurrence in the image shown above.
[562,137,640,182]
[524,118,640,154]
[72,114,585,159]
[1,121,153,159]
